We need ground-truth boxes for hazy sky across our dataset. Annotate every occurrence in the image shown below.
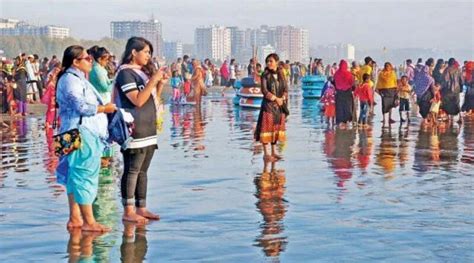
[1,0,473,49]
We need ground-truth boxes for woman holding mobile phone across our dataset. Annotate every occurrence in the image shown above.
[115,37,167,223]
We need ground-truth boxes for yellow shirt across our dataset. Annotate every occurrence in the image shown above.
[359,65,372,82]
[376,70,398,90]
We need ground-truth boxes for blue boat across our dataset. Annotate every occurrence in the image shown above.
[238,86,263,109]
[301,75,327,99]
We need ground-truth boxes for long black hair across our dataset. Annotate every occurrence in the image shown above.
[120,37,153,66]
[56,45,84,85]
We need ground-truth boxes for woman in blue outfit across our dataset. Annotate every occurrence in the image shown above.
[55,45,116,232]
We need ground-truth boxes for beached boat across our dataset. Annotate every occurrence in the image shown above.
[238,77,263,108]
[301,75,327,99]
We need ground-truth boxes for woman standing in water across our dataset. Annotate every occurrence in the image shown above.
[376,62,399,126]
[115,37,167,223]
[254,53,288,162]
[191,59,205,106]
[334,60,355,128]
[89,46,113,103]
[56,45,117,232]
[414,64,435,125]
[441,58,464,124]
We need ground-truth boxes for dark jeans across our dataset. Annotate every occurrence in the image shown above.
[399,98,410,112]
[121,146,155,208]
[359,101,369,124]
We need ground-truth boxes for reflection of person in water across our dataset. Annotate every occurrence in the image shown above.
[438,125,460,168]
[461,120,474,164]
[67,228,104,262]
[357,128,373,170]
[254,160,288,258]
[324,128,356,188]
[192,106,206,152]
[397,125,410,168]
[413,126,434,172]
[375,128,397,174]
[121,222,148,263]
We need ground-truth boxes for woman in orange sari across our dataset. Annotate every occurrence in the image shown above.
[254,53,288,162]
[191,60,205,106]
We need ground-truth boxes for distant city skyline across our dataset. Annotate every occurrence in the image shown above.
[2,0,472,51]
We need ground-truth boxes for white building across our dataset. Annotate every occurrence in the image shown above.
[195,25,231,62]
[0,18,19,29]
[274,25,309,63]
[0,18,69,39]
[111,19,163,57]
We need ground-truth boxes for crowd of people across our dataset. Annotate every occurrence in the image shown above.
[318,57,474,129]
[1,35,473,233]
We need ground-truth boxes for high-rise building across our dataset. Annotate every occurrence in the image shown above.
[163,41,183,61]
[194,25,231,62]
[274,25,309,63]
[0,18,69,39]
[228,26,247,60]
[111,19,163,57]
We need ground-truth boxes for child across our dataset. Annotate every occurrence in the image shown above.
[354,73,374,128]
[398,75,412,122]
[429,83,442,125]
[320,81,336,126]
[170,70,182,103]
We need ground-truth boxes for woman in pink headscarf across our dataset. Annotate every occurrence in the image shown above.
[334,60,355,128]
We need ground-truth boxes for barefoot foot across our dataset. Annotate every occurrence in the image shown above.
[67,218,84,229]
[81,222,111,232]
[136,209,160,220]
[122,213,149,224]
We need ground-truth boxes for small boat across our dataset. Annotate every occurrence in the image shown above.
[238,77,263,108]
[239,97,262,108]
[301,75,327,99]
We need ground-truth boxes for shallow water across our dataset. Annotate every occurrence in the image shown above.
[1,89,473,262]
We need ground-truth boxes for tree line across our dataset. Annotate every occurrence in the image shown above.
[0,36,126,59]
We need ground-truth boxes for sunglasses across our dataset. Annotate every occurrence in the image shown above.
[77,56,93,63]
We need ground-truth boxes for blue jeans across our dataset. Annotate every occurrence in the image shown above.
[359,101,369,124]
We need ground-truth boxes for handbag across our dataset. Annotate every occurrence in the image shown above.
[53,125,82,157]
[52,71,84,157]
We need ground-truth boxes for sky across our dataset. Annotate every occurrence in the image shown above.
[1,0,473,50]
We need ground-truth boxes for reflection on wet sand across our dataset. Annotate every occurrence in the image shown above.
[121,222,148,263]
[375,128,398,175]
[413,124,460,173]
[254,160,288,259]
[44,126,64,197]
[461,119,474,164]
[323,128,356,188]
[1,118,29,174]
[67,228,105,263]
[169,104,208,157]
